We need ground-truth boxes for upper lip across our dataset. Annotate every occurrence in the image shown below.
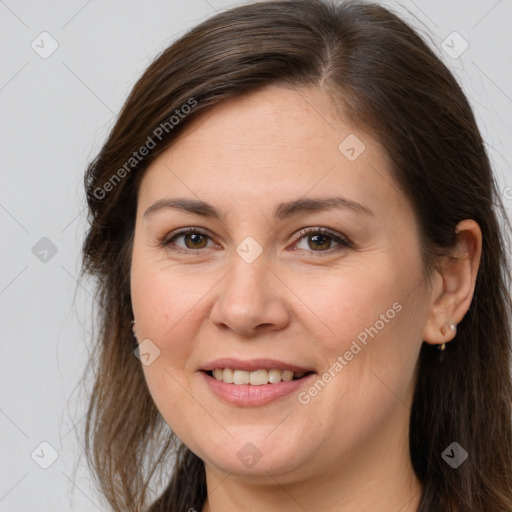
[201,358,315,373]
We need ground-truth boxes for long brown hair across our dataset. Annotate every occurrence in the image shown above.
[81,1,512,510]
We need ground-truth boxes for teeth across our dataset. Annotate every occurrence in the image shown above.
[233,370,250,385]
[223,368,234,383]
[249,369,268,385]
[282,370,293,382]
[211,368,307,385]
[268,369,282,383]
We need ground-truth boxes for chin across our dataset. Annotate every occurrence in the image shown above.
[188,429,314,479]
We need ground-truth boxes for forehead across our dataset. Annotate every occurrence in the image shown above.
[167,85,361,165]
[138,85,410,225]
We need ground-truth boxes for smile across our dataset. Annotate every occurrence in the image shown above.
[208,368,310,385]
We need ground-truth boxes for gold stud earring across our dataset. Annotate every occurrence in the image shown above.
[438,322,457,351]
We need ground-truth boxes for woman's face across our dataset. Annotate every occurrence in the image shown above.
[130,85,433,483]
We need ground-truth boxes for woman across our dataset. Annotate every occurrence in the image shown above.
[81,0,512,510]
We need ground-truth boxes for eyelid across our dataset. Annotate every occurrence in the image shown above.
[161,226,352,254]
[163,226,210,241]
[161,226,217,250]
[290,227,353,252]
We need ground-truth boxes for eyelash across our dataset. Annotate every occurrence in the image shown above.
[160,227,353,256]
[294,227,352,254]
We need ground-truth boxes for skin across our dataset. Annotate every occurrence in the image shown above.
[130,84,482,511]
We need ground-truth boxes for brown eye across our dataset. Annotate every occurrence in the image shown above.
[294,228,352,254]
[162,228,214,252]
[182,232,208,249]
[307,233,333,251]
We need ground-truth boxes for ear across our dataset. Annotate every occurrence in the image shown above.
[422,219,482,346]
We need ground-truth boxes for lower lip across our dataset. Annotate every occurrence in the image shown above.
[201,371,315,407]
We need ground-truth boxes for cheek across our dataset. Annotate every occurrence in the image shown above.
[294,261,421,405]
[131,262,215,424]
[295,260,405,347]
[141,362,209,450]
[131,258,210,344]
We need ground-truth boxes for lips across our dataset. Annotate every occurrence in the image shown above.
[199,358,316,405]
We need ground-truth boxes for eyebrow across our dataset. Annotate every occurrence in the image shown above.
[143,196,375,221]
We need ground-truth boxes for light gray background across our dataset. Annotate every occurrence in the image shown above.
[1,1,511,511]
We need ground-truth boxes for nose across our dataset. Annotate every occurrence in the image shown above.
[209,254,290,337]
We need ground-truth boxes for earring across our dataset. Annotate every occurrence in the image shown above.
[132,320,137,338]
[438,322,457,351]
